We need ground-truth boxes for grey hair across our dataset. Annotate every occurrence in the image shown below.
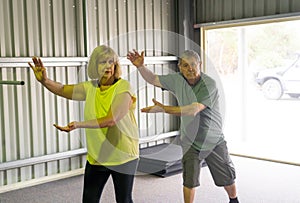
[87,45,122,79]
[178,50,201,64]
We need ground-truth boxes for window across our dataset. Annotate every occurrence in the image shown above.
[201,16,300,165]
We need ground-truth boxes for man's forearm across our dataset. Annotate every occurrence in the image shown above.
[137,65,162,87]
[163,103,206,117]
[162,105,183,116]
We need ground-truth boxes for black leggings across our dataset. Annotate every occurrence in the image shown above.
[82,160,138,203]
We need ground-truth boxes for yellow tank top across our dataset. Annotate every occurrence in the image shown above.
[83,79,139,166]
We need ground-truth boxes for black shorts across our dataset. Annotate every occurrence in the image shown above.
[182,141,236,188]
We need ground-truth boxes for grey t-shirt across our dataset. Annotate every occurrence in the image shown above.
[158,72,224,151]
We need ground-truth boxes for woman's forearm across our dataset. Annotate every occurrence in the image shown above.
[41,78,66,97]
[76,116,116,129]
[41,79,85,100]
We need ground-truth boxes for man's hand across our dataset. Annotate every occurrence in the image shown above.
[141,98,165,113]
[127,49,145,68]
[53,122,77,132]
[28,57,48,83]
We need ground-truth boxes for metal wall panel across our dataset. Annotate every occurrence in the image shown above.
[1,0,298,191]
[86,0,177,55]
[195,0,300,24]
[0,60,87,187]
[0,0,180,188]
[85,0,180,140]
[0,0,87,188]
[0,0,86,57]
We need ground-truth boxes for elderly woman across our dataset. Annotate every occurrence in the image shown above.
[29,45,139,203]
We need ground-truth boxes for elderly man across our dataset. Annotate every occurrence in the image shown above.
[127,49,239,203]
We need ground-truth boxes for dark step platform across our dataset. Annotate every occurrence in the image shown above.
[138,143,183,177]
[138,143,207,177]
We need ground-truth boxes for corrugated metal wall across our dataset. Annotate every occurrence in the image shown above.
[3,0,299,189]
[86,0,177,55]
[0,0,180,188]
[0,0,88,188]
[195,0,300,24]
[0,58,87,187]
[0,0,86,57]
[193,0,300,45]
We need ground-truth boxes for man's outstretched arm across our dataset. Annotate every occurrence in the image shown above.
[127,49,162,88]
[141,99,206,117]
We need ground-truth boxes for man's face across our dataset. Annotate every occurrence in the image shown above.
[178,57,201,81]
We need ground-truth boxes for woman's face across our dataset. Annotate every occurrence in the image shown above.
[97,56,115,81]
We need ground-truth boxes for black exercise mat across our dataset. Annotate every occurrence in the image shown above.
[138,143,182,177]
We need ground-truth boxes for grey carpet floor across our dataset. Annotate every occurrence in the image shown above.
[1,156,300,203]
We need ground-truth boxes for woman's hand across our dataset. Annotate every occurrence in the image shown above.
[53,122,77,132]
[141,98,165,113]
[127,49,145,68]
[28,57,47,83]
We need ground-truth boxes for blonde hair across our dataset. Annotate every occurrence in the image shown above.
[87,45,122,79]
